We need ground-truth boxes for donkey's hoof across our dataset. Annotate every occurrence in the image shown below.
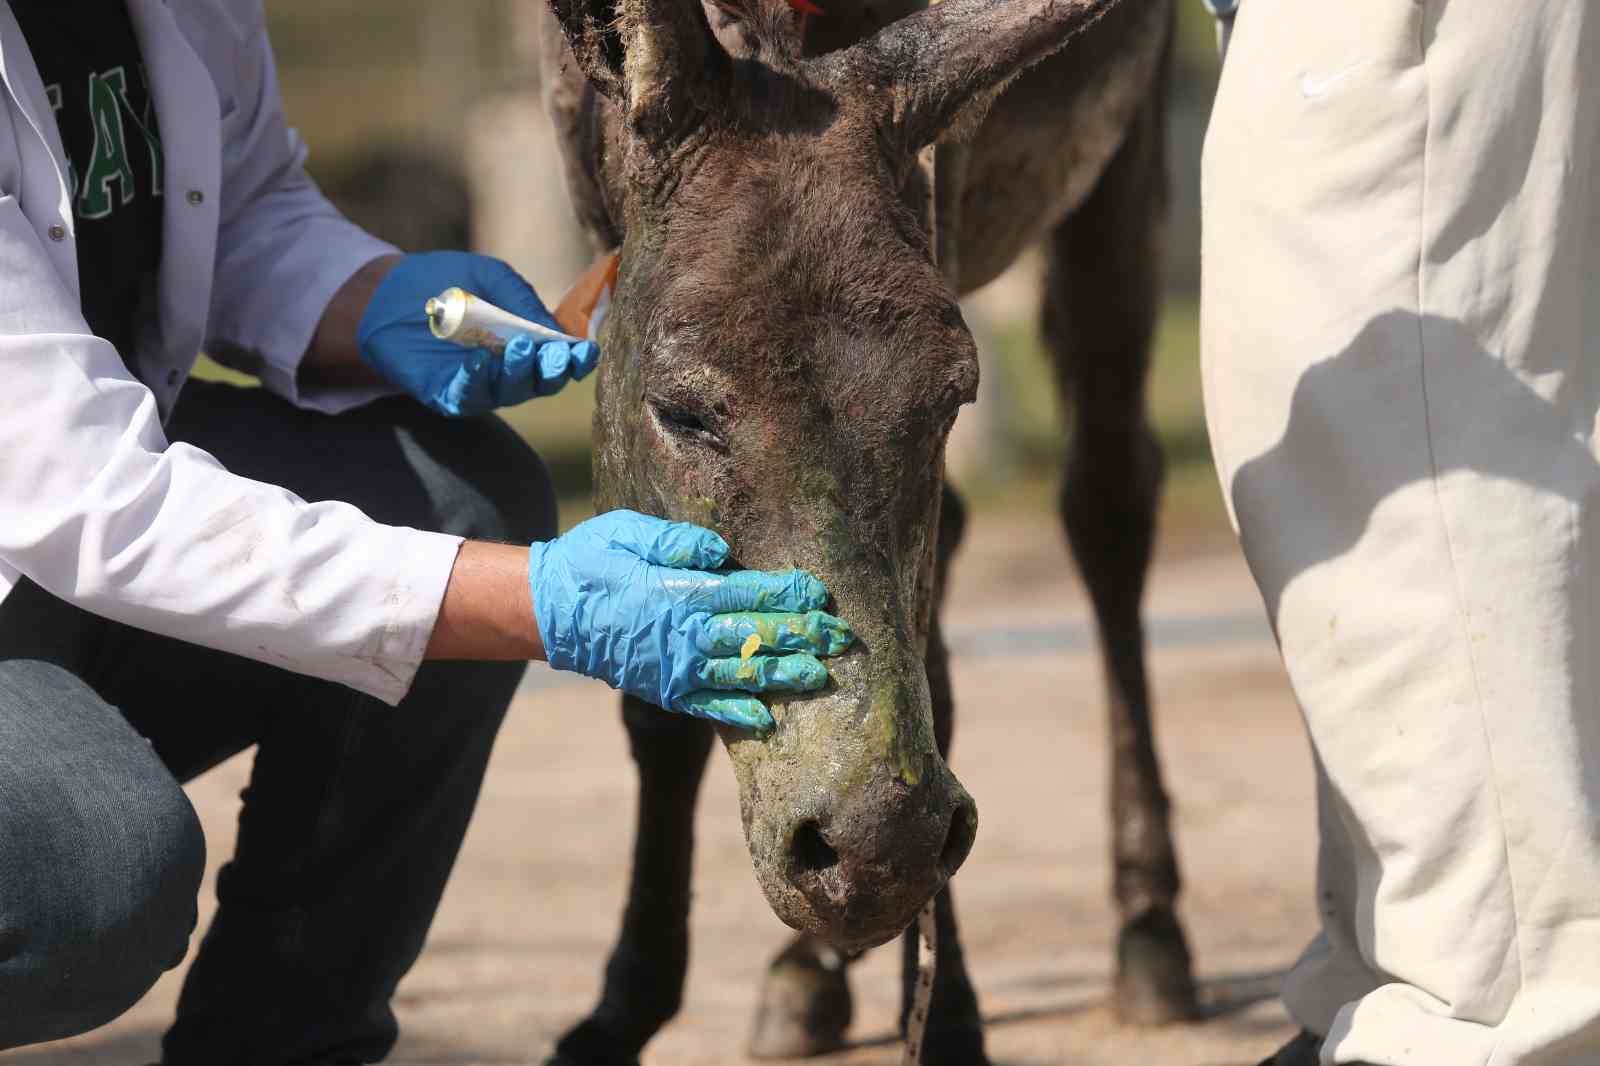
[913,1020,990,1066]
[544,1019,641,1066]
[747,949,853,1059]
[1113,907,1200,1026]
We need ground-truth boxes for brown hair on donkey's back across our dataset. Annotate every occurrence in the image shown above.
[537,0,1184,1062]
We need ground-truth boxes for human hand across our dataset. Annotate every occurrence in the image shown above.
[528,511,855,732]
[1199,0,1238,58]
[356,252,598,416]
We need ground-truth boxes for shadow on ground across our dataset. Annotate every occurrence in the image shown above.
[3,1029,528,1066]
[838,967,1288,1055]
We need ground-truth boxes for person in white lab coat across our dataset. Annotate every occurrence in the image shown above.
[1202,0,1600,1063]
[0,1,852,1060]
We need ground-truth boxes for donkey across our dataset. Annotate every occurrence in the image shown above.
[536,0,1184,1061]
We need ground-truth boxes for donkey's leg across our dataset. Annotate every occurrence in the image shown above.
[549,696,714,1066]
[747,932,855,1059]
[1044,86,1199,1026]
[898,487,988,1066]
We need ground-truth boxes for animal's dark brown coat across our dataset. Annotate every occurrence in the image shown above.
[538,2,1188,1062]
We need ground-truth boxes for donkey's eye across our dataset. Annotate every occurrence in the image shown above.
[650,398,727,452]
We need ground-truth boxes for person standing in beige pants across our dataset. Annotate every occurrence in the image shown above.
[1200,2,1600,1064]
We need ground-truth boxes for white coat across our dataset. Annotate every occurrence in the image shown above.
[0,0,463,705]
[1202,0,1600,1060]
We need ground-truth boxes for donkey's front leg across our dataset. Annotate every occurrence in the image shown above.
[548,695,714,1066]
[748,932,855,1059]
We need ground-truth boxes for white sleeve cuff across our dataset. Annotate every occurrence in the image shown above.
[250,225,402,415]
[335,526,464,706]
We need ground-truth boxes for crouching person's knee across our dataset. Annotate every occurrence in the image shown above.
[403,411,560,547]
[0,751,205,1050]
[452,425,559,546]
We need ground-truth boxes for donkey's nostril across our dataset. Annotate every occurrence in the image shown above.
[939,799,977,877]
[792,820,840,874]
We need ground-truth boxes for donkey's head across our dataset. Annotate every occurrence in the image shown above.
[551,0,1116,951]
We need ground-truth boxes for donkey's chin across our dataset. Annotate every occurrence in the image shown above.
[722,657,978,952]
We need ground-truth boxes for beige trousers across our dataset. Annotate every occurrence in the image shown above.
[1201,2,1600,1064]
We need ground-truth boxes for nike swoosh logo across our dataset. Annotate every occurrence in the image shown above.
[1299,61,1372,99]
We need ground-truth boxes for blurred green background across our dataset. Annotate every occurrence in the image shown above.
[239,2,1227,537]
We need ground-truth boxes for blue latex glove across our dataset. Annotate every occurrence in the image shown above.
[357,252,599,416]
[1200,0,1237,56]
[528,511,855,732]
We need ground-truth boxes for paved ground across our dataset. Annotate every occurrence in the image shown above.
[10,513,1316,1066]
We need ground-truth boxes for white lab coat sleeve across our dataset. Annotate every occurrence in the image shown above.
[0,196,463,705]
[204,8,399,414]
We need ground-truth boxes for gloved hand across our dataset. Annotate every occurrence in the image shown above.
[529,511,855,732]
[357,252,599,416]
[1199,0,1238,57]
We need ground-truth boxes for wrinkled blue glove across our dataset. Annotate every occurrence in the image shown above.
[529,511,855,732]
[357,252,599,416]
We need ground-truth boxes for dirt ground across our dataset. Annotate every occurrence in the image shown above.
[9,512,1316,1066]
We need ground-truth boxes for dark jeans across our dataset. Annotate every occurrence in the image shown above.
[0,382,557,1064]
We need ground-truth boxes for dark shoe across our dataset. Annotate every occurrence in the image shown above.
[1259,1030,1323,1066]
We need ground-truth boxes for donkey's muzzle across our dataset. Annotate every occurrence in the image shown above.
[775,758,976,953]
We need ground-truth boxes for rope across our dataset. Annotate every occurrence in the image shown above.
[901,899,939,1066]
[908,3,945,1049]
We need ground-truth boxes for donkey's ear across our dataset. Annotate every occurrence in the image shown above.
[618,0,733,137]
[549,0,628,100]
[821,0,1124,150]
[549,0,733,140]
